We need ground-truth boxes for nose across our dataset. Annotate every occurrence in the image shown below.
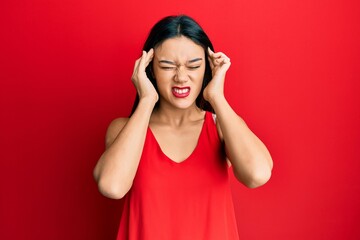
[174,67,189,83]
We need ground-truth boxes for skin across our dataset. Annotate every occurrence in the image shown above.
[93,36,273,199]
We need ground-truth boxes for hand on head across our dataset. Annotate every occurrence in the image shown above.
[203,48,231,103]
[131,48,158,103]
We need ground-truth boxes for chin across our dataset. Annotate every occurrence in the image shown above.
[174,101,198,110]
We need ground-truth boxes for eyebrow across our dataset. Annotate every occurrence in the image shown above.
[188,58,203,63]
[158,58,203,65]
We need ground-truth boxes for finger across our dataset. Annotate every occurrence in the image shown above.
[212,54,226,66]
[208,47,214,56]
[133,58,141,69]
[144,48,154,66]
[138,50,147,71]
[208,48,217,69]
[208,54,214,69]
[208,47,218,60]
[223,58,231,64]
[133,52,146,80]
[215,58,225,65]
[215,58,221,63]
[216,56,231,64]
[132,58,141,77]
[212,52,230,62]
[211,52,223,58]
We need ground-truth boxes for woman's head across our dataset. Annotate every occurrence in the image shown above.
[131,15,214,114]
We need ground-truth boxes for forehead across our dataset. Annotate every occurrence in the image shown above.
[155,36,204,61]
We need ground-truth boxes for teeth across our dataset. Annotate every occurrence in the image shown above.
[174,88,189,94]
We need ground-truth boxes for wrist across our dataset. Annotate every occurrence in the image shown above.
[138,95,158,108]
[206,94,226,108]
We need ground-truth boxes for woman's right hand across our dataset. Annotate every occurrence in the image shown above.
[131,48,158,103]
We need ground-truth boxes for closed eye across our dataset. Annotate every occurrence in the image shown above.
[160,67,176,70]
[159,66,200,70]
[188,66,201,70]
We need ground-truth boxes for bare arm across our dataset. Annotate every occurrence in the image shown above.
[93,49,157,199]
[211,97,273,188]
[205,48,273,188]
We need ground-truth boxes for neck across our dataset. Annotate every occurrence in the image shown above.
[152,104,204,127]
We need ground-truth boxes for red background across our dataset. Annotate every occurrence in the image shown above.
[1,0,360,239]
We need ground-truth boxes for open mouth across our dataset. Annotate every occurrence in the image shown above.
[172,87,190,98]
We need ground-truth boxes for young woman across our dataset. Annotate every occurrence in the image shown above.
[94,15,273,240]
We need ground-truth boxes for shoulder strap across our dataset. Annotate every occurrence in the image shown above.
[203,111,221,145]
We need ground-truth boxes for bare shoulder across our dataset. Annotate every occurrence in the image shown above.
[105,117,129,149]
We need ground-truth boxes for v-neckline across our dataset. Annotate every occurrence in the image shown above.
[148,112,207,164]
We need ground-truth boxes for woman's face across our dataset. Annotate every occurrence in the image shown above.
[152,36,206,110]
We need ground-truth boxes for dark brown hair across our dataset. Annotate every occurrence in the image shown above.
[131,15,215,115]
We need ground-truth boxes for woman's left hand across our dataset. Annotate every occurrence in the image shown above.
[203,48,231,103]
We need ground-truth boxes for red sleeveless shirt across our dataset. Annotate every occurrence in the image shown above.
[117,111,239,240]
